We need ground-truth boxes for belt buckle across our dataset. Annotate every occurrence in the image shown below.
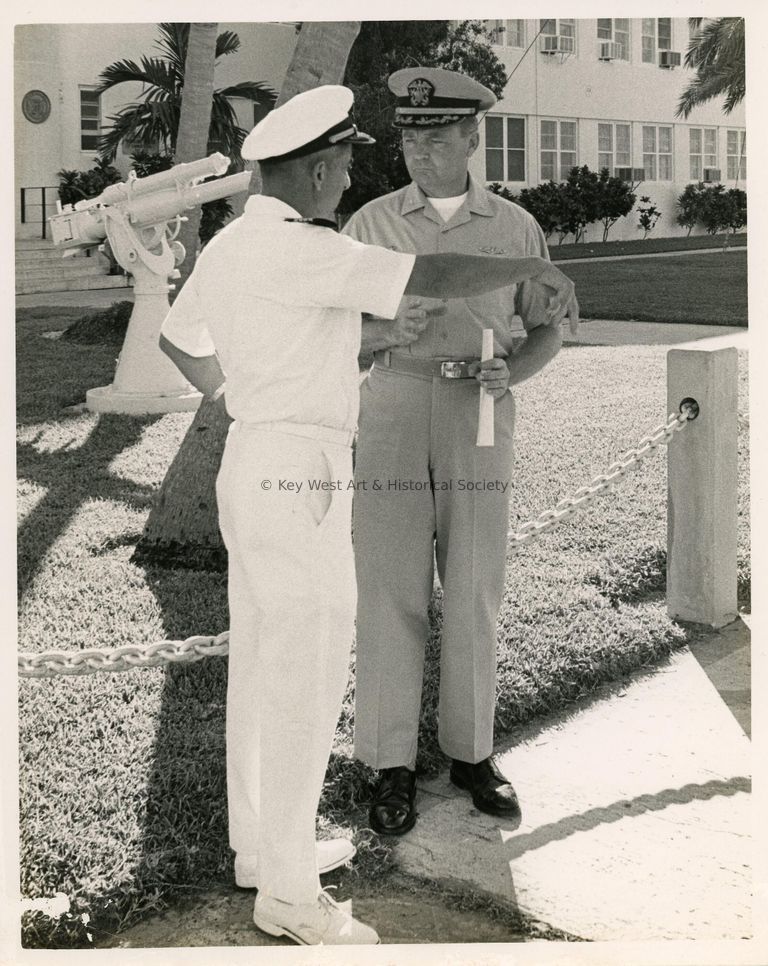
[440,361,468,379]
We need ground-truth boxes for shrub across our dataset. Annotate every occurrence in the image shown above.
[56,158,122,205]
[637,196,662,239]
[60,301,133,344]
[675,182,706,236]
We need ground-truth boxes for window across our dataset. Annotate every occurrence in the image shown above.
[598,122,631,174]
[79,88,101,151]
[541,119,577,181]
[727,130,746,180]
[484,20,525,47]
[642,125,673,180]
[597,19,630,59]
[505,20,525,47]
[485,115,526,182]
[540,18,576,52]
[689,128,718,180]
[642,18,672,63]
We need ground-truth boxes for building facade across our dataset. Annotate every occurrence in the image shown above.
[14,22,298,239]
[14,19,747,244]
[469,17,746,241]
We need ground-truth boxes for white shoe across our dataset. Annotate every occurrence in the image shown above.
[235,838,356,888]
[253,889,379,945]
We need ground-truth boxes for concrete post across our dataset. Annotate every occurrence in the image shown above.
[667,345,739,627]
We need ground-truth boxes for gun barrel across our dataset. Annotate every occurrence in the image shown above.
[93,153,231,207]
[126,170,251,227]
[49,168,251,249]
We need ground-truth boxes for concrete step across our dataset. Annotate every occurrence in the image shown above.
[15,247,93,262]
[15,238,58,251]
[16,275,131,295]
[16,262,111,281]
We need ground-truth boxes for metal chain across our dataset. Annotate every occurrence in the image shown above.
[18,632,230,678]
[509,406,694,548]
[18,405,695,678]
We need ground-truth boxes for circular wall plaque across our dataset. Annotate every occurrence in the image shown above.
[22,90,51,124]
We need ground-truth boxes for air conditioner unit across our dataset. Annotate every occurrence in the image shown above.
[702,168,721,182]
[614,167,645,182]
[599,41,622,61]
[658,50,682,68]
[541,35,575,55]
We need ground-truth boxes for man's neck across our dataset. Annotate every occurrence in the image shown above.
[260,185,332,220]
[419,173,471,199]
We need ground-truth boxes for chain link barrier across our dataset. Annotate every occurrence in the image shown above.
[18,404,696,679]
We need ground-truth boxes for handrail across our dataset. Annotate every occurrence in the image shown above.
[20,186,60,240]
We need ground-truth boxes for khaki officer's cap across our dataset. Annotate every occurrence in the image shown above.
[242,85,374,162]
[389,67,497,128]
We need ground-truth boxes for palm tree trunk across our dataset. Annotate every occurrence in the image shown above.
[174,23,218,296]
[133,22,361,570]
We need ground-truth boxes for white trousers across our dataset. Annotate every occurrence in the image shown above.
[216,423,355,905]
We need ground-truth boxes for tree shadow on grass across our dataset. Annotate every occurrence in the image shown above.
[17,413,161,601]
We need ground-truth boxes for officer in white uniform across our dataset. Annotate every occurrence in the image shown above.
[159,84,577,946]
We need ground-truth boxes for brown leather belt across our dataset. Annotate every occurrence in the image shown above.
[373,350,480,379]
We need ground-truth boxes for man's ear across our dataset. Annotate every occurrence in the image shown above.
[311,159,327,191]
[466,130,480,159]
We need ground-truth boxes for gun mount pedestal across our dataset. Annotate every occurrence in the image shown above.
[49,153,250,415]
[86,217,201,415]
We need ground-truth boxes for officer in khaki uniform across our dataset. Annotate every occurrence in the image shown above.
[159,83,577,941]
[343,68,578,835]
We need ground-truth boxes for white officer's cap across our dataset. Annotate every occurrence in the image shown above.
[242,85,375,162]
[388,67,497,128]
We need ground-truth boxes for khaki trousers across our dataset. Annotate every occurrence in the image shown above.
[353,365,515,769]
[217,423,355,905]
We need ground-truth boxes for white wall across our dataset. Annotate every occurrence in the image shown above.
[14,22,297,237]
[468,18,746,242]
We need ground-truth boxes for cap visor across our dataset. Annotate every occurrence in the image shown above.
[344,131,376,145]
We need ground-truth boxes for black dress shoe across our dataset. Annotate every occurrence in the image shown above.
[449,757,522,819]
[369,766,417,836]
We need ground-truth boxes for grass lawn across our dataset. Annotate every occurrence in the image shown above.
[563,250,747,325]
[549,232,747,261]
[16,305,750,947]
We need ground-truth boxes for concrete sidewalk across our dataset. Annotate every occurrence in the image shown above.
[396,617,752,941]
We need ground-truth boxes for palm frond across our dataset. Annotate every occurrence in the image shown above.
[155,23,189,76]
[217,81,277,106]
[677,17,744,118]
[215,30,241,59]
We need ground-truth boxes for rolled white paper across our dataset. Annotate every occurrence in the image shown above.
[476,328,495,447]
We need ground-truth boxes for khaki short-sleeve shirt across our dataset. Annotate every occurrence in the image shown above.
[342,175,551,360]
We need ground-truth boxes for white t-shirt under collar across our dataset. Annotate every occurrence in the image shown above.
[426,192,469,222]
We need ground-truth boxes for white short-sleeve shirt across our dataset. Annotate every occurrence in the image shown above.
[161,194,415,432]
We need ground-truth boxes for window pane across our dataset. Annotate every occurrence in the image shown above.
[704,129,716,153]
[691,157,702,180]
[643,155,657,180]
[507,117,524,150]
[598,123,612,152]
[80,119,99,131]
[560,121,576,151]
[642,37,655,62]
[742,157,746,178]
[659,155,672,180]
[80,90,100,104]
[81,106,99,119]
[507,20,524,46]
[541,152,556,180]
[598,153,612,171]
[642,19,655,37]
[690,128,702,153]
[508,149,525,181]
[560,153,576,180]
[486,148,504,181]
[616,124,631,154]
[597,19,612,39]
[741,132,746,153]
[559,19,575,38]
[541,120,557,149]
[657,18,671,49]
[540,19,556,35]
[727,157,737,180]
[486,116,503,148]
[659,127,672,153]
[727,130,738,153]
[81,135,99,149]
[642,126,656,152]
[615,19,630,32]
